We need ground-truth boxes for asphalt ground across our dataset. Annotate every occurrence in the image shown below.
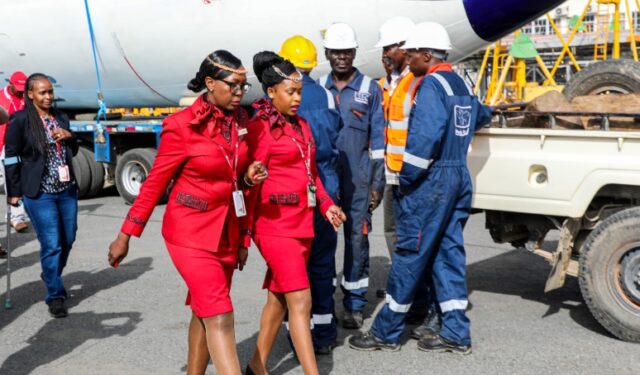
[0,192,638,374]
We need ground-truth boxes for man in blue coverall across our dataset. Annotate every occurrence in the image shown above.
[318,22,386,329]
[279,35,343,354]
[349,22,492,354]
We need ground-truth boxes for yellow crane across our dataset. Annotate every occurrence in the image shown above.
[547,0,639,82]
[475,32,558,105]
[476,0,640,104]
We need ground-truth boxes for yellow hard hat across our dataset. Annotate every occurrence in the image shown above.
[279,35,318,69]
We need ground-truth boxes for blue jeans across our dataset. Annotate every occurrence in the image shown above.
[23,185,78,303]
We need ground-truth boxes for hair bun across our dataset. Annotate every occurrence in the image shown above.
[187,71,205,93]
[253,51,283,83]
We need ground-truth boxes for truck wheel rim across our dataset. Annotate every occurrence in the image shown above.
[609,242,640,313]
[588,85,630,96]
[619,247,640,306]
[122,161,148,196]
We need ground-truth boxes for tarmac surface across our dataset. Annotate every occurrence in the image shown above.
[0,192,638,374]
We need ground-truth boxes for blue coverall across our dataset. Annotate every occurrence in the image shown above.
[297,74,343,348]
[370,70,492,345]
[319,70,386,312]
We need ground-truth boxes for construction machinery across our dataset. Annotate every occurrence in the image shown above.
[475,0,640,105]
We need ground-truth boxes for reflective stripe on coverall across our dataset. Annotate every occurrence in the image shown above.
[319,69,385,312]
[370,69,492,345]
[380,71,434,314]
[298,74,343,348]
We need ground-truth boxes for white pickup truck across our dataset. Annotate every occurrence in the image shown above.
[468,113,640,342]
[468,60,640,342]
[468,118,640,342]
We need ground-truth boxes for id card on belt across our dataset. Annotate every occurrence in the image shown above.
[307,184,316,207]
[58,165,70,182]
[233,190,247,217]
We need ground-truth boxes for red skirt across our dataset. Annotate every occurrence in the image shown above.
[165,240,237,318]
[253,235,312,293]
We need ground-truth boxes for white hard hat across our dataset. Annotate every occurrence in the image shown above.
[403,22,452,51]
[323,22,358,49]
[375,17,415,48]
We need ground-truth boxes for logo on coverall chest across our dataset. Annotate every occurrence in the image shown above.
[354,91,370,104]
[454,105,472,137]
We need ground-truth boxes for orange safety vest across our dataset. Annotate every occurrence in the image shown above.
[384,72,422,172]
[378,76,391,121]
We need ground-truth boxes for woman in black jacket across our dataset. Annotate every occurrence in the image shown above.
[4,73,79,318]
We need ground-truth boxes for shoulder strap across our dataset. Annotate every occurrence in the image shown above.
[323,87,336,110]
[378,77,389,90]
[430,73,454,97]
[359,76,372,94]
[318,74,329,89]
[403,77,422,114]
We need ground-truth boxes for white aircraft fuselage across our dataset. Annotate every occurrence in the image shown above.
[0,0,565,108]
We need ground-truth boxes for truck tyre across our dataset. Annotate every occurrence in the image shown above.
[563,59,640,100]
[72,149,91,198]
[79,147,105,199]
[579,207,640,342]
[115,148,157,205]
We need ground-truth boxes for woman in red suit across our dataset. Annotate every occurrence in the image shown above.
[245,52,346,375]
[107,50,266,375]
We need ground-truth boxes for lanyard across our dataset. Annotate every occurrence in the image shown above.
[289,135,314,186]
[42,115,64,160]
[216,121,240,190]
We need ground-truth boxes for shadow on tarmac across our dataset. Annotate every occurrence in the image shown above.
[0,257,153,338]
[0,200,104,282]
[77,202,105,214]
[359,248,610,343]
[228,251,390,375]
[0,311,142,375]
[321,255,392,362]
[235,326,338,375]
[0,222,39,277]
[236,329,307,375]
[466,245,611,338]
[0,246,40,280]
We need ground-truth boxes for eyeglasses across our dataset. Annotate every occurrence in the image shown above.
[218,79,252,94]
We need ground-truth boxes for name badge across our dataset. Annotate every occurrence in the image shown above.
[58,165,70,182]
[238,128,248,136]
[307,184,316,208]
[233,190,247,217]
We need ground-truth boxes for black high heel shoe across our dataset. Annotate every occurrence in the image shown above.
[245,364,256,375]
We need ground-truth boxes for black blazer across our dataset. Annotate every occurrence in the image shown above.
[4,109,79,198]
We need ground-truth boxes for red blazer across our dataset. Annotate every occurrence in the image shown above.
[247,99,333,238]
[121,95,251,251]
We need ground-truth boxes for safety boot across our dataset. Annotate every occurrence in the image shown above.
[417,335,471,355]
[411,305,441,339]
[348,331,400,352]
[314,342,337,356]
[342,310,363,329]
